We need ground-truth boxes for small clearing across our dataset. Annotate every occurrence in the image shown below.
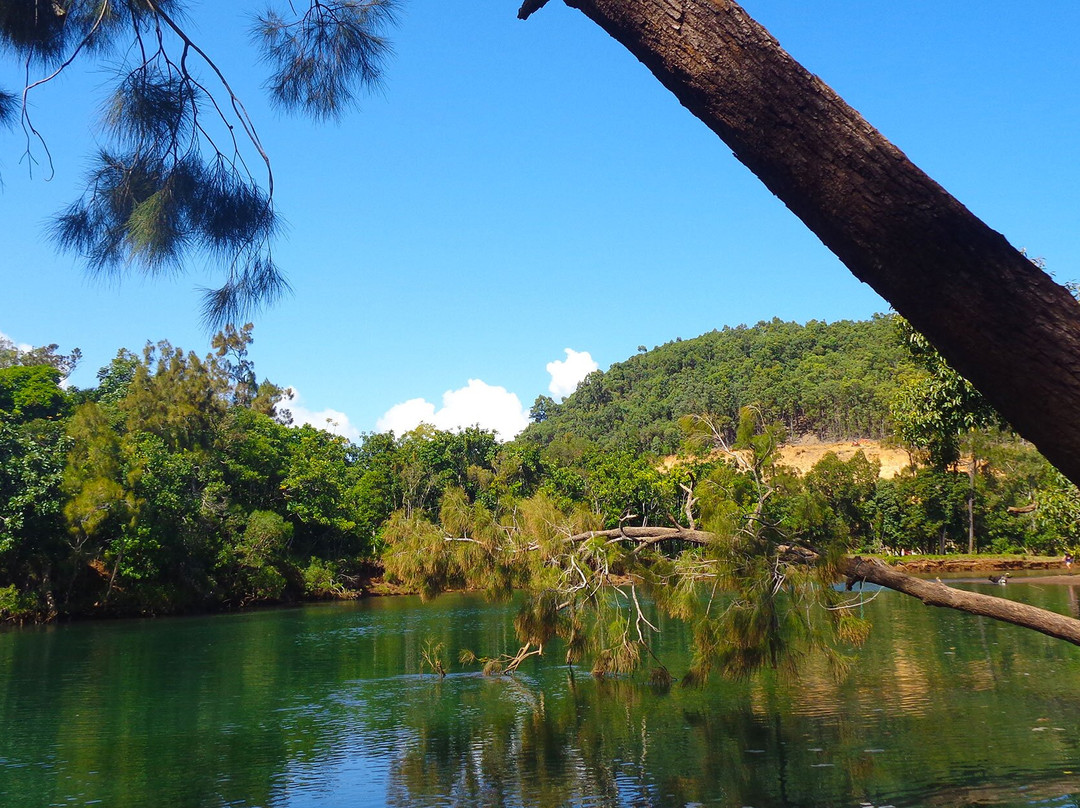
[777,438,910,479]
[663,439,911,479]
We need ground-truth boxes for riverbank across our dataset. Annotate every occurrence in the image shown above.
[5,554,1074,627]
[879,554,1071,574]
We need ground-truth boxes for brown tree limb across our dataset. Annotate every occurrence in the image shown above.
[533,0,1080,486]
[1007,503,1038,515]
[842,556,1080,645]
[518,0,551,20]
[566,525,712,546]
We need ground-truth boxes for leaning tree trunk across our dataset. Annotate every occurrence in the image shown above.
[520,0,1080,487]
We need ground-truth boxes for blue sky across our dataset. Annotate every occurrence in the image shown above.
[2,1,1078,440]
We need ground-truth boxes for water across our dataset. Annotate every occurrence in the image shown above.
[1,581,1079,807]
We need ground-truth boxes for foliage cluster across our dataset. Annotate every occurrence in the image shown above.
[1,1,397,324]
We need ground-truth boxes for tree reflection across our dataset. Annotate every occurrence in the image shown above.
[3,592,1080,808]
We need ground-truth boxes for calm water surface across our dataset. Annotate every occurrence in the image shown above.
[1,581,1079,807]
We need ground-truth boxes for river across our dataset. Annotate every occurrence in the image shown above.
[2,577,1079,807]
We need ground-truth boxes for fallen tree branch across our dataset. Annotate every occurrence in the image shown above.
[842,556,1080,646]
[566,525,712,546]
[563,525,1080,646]
[1007,503,1038,515]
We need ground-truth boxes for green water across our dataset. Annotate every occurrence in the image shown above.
[1,581,1079,807]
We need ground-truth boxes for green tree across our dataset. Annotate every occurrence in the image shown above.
[120,341,228,452]
[891,318,1002,552]
[891,319,1000,469]
[0,366,69,421]
[230,509,293,603]
[529,395,557,424]
[62,401,135,603]
[0,420,69,616]
[798,451,879,549]
[0,335,81,376]
[282,425,365,559]
[91,350,141,406]
[210,322,291,418]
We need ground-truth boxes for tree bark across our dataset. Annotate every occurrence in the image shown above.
[843,557,1080,646]
[967,454,976,554]
[522,0,1080,486]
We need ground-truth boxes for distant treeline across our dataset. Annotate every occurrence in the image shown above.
[2,317,1079,623]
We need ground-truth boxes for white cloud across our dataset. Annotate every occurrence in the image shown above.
[547,348,598,399]
[376,350,600,441]
[281,388,362,443]
[377,379,530,440]
[377,397,438,435]
[0,329,33,353]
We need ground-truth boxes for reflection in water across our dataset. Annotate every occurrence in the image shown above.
[1,590,1079,807]
[1067,584,1080,619]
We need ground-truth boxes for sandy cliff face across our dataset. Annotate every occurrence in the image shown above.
[777,439,910,479]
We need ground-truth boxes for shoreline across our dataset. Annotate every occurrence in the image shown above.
[880,555,1072,574]
[5,554,1077,628]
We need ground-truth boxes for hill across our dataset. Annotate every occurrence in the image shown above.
[520,315,914,455]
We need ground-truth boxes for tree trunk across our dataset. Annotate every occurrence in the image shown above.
[522,0,1080,486]
[844,557,1080,646]
[968,454,976,554]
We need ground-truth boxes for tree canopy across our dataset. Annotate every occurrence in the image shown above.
[523,316,911,455]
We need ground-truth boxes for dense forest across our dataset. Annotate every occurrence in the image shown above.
[2,317,1079,627]
[521,315,912,454]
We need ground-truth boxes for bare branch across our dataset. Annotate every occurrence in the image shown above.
[518,0,552,21]
[144,0,274,196]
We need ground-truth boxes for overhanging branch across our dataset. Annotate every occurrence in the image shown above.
[554,521,1080,646]
[557,523,1080,645]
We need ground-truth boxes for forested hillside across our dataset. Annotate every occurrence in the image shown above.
[522,316,913,454]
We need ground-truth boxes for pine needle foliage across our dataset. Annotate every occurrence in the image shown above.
[254,0,398,121]
[0,89,15,128]
[3,0,395,324]
[0,0,157,64]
